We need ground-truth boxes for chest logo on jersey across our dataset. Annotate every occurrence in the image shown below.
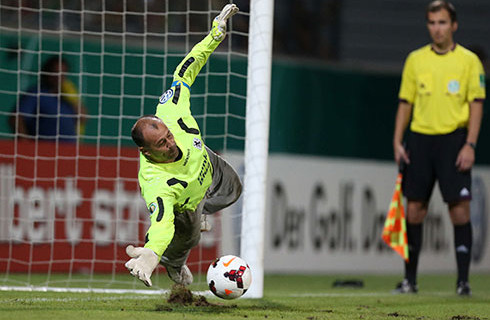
[447,80,460,94]
[159,89,174,104]
[193,138,202,150]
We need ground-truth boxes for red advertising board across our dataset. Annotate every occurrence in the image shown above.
[0,140,217,273]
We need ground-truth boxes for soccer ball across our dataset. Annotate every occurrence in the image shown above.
[207,255,252,299]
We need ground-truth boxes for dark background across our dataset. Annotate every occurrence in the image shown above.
[0,0,489,162]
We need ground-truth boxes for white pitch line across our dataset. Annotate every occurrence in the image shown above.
[288,292,394,297]
[0,285,211,297]
[286,291,453,297]
[0,286,455,300]
[0,295,160,303]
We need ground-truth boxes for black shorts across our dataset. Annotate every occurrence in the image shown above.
[402,128,471,203]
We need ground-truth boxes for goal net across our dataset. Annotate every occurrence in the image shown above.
[0,0,272,297]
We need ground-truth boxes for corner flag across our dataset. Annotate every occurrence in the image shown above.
[382,172,409,262]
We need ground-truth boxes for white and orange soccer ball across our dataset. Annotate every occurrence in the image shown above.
[207,255,252,299]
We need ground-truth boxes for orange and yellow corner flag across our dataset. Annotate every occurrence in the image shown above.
[382,173,409,262]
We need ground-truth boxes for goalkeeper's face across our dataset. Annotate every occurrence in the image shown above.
[140,119,179,163]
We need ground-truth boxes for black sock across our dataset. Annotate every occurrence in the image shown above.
[454,222,472,283]
[405,223,422,285]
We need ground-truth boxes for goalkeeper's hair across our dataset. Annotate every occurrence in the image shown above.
[426,0,457,23]
[131,115,161,147]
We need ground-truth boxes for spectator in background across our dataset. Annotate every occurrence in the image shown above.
[392,1,486,295]
[9,56,87,142]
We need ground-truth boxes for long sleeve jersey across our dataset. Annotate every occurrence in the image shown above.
[138,33,222,258]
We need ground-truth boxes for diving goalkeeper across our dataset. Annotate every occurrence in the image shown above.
[125,4,242,287]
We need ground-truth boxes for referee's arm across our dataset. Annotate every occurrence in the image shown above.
[393,100,412,166]
[456,100,484,171]
[466,100,484,148]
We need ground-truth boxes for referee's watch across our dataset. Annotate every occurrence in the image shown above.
[466,142,476,149]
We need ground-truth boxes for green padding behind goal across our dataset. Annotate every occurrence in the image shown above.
[0,31,247,152]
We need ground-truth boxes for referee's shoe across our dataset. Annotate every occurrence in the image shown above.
[392,279,418,294]
[457,281,471,296]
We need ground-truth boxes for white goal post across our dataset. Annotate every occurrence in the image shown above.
[0,0,273,298]
[241,0,274,299]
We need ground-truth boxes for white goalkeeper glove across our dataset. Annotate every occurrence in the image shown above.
[124,245,159,287]
[211,3,239,41]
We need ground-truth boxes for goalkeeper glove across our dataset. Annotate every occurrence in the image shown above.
[211,3,239,41]
[124,245,159,287]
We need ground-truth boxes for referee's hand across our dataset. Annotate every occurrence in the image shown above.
[394,143,410,166]
[456,144,475,172]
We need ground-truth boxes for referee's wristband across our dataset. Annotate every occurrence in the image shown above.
[466,142,476,149]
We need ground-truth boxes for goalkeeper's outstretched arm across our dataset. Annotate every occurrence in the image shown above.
[172,3,239,88]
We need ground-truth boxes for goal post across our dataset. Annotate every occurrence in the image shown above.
[241,0,274,299]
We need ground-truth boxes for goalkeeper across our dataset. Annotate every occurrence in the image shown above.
[125,4,242,287]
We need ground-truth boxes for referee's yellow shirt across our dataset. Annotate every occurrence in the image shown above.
[399,44,486,135]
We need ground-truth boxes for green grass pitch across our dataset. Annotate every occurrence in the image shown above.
[1,273,489,319]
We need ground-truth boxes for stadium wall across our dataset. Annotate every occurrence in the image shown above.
[0,31,246,151]
[222,153,490,273]
[0,140,219,273]
[268,59,490,164]
[1,32,490,274]
[1,32,489,163]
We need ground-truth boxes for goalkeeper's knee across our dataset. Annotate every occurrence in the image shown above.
[211,3,239,41]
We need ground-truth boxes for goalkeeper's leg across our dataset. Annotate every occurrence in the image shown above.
[203,146,242,215]
[159,205,203,286]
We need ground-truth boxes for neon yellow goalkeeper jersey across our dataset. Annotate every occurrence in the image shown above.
[139,33,221,258]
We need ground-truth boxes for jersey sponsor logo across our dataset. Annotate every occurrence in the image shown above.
[173,84,181,104]
[178,57,195,77]
[480,74,486,88]
[447,80,460,94]
[198,153,211,185]
[148,202,157,214]
[159,89,174,104]
[183,148,190,166]
[193,138,202,150]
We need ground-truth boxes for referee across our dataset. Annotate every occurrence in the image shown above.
[393,1,485,295]
[124,4,242,287]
